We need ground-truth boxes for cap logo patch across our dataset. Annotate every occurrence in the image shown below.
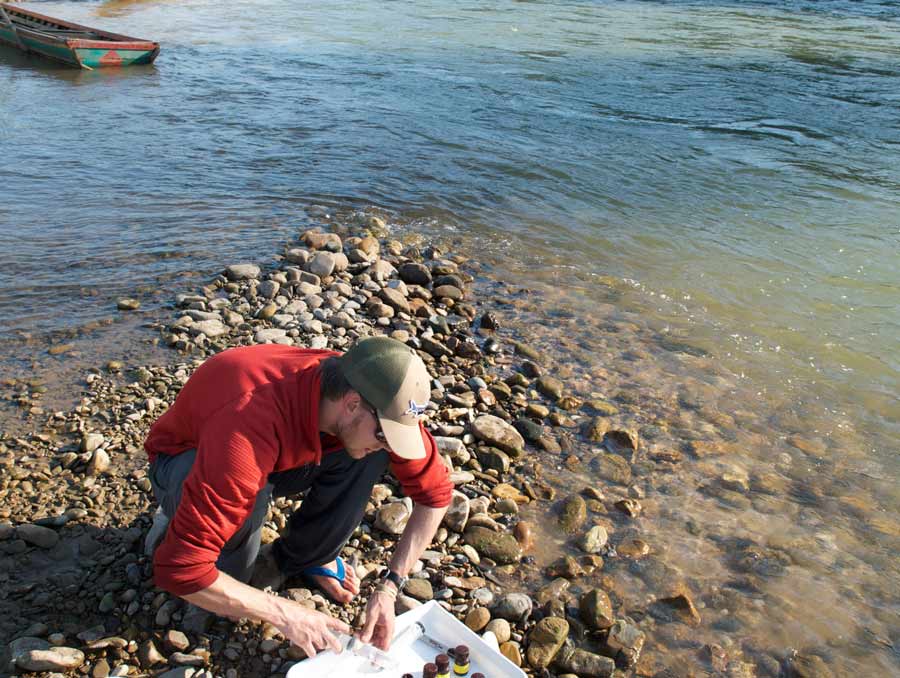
[404,399,428,419]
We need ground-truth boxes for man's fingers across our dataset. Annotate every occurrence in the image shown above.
[373,627,389,652]
[357,613,375,643]
[323,629,342,654]
[302,642,317,659]
[326,616,351,635]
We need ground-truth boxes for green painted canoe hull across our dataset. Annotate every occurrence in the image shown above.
[0,3,158,69]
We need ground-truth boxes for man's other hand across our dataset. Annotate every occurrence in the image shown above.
[357,589,396,650]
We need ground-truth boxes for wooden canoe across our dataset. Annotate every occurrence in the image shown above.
[0,2,158,69]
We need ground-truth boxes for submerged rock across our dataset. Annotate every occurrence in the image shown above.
[526,617,569,669]
[558,494,587,534]
[464,526,522,565]
[559,649,615,678]
[579,525,609,554]
[580,589,614,630]
[492,593,533,622]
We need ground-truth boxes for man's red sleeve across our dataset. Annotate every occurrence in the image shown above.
[389,426,453,508]
[152,408,278,596]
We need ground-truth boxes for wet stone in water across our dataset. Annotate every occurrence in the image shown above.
[526,617,569,669]
[558,494,587,534]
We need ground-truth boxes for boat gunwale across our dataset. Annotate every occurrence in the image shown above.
[0,2,158,46]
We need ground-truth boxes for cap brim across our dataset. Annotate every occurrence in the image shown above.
[379,414,427,460]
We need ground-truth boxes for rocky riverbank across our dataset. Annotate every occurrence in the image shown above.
[0,212,883,678]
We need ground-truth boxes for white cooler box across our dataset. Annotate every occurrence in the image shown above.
[286,600,527,678]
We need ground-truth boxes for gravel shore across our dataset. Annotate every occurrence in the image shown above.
[0,212,850,678]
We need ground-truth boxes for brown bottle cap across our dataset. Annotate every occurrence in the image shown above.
[423,662,438,678]
[454,645,470,663]
[435,654,450,671]
[402,675,414,678]
[471,674,485,678]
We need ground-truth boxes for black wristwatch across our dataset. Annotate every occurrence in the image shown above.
[382,569,408,592]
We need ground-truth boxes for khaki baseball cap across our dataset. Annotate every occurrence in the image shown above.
[340,336,432,460]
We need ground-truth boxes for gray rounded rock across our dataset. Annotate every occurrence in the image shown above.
[225,264,260,281]
[398,263,432,286]
[17,524,59,549]
[492,592,533,622]
[308,252,337,278]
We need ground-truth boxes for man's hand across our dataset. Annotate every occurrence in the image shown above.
[357,589,396,650]
[183,571,349,658]
[273,600,349,658]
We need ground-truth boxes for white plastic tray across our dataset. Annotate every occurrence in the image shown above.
[286,600,527,678]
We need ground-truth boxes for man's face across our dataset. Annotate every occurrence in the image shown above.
[340,393,390,459]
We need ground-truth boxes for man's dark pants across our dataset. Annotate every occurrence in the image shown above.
[149,448,390,584]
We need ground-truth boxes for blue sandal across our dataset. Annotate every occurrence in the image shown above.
[301,555,346,586]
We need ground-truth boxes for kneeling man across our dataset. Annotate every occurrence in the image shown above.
[144,336,452,656]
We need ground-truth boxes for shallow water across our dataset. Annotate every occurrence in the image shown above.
[1,0,898,673]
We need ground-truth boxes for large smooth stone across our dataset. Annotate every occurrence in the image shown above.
[369,259,397,281]
[591,454,632,485]
[8,637,50,665]
[558,494,587,534]
[307,252,336,278]
[302,231,342,251]
[580,589,614,630]
[442,491,470,533]
[81,432,105,453]
[606,619,646,667]
[17,524,59,549]
[398,263,432,286]
[579,526,609,554]
[560,649,615,678]
[471,415,525,456]
[404,578,434,601]
[16,647,85,672]
[285,249,310,265]
[464,607,490,632]
[87,448,110,476]
[189,319,229,338]
[464,526,522,565]
[379,287,410,315]
[375,500,411,535]
[476,447,510,473]
[526,617,569,669]
[255,328,288,343]
[492,593,533,622]
[225,264,260,281]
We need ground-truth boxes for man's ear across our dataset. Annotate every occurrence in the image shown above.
[343,390,362,414]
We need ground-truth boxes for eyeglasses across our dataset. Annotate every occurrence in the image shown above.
[363,402,387,444]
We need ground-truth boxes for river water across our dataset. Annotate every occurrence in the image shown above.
[1,0,898,674]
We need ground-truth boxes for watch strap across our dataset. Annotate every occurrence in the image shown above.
[383,569,408,591]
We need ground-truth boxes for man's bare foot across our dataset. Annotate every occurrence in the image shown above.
[306,558,359,604]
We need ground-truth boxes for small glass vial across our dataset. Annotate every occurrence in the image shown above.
[423,662,438,678]
[435,654,451,678]
[453,645,470,676]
